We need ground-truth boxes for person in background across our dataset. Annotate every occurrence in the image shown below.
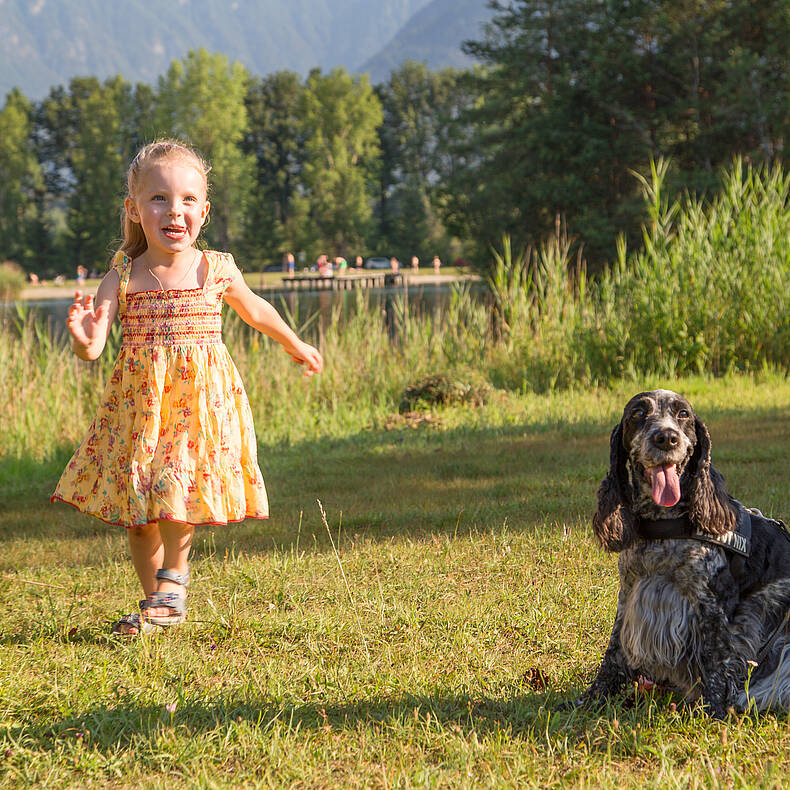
[390,256,399,273]
[282,252,295,278]
[317,254,333,277]
[432,255,441,274]
[334,256,347,274]
[354,255,363,271]
[411,255,419,272]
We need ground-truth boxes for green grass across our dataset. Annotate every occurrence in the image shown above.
[2,374,790,787]
[3,157,790,784]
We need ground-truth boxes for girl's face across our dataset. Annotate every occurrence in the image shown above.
[126,158,210,258]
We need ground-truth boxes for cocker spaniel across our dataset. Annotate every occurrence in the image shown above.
[569,389,790,717]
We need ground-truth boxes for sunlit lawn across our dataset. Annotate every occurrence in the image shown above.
[2,375,790,787]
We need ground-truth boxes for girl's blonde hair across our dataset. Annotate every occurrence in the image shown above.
[119,139,212,260]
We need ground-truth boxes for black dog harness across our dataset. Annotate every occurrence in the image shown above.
[636,504,757,557]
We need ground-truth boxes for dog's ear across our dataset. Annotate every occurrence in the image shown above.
[688,416,737,536]
[592,421,635,551]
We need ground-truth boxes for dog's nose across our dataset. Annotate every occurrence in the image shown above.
[652,429,680,450]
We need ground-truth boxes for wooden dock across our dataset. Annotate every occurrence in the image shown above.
[282,272,406,291]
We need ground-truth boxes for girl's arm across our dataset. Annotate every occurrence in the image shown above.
[67,269,120,361]
[223,274,323,376]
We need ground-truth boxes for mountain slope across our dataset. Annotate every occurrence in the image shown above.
[0,0,432,99]
[359,0,494,83]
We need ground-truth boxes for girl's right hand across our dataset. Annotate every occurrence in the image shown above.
[67,292,111,349]
[288,340,323,376]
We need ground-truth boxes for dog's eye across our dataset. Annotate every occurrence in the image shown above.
[677,408,690,419]
[631,408,645,420]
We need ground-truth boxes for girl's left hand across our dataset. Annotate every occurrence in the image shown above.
[288,341,323,376]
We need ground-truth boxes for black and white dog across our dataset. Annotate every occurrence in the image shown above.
[571,389,790,716]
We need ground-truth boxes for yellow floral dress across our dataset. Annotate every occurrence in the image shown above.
[52,250,269,527]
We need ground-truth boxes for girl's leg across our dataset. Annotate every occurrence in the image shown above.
[116,521,164,635]
[143,519,194,619]
[127,521,164,597]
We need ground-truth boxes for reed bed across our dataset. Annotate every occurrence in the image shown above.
[3,158,788,474]
[482,158,790,390]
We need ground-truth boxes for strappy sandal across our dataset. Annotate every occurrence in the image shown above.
[140,568,190,627]
[110,610,161,636]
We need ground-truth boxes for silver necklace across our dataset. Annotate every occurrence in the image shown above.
[147,249,200,292]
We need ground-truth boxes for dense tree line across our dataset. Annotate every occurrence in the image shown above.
[451,0,790,265]
[1,2,787,277]
[0,50,466,277]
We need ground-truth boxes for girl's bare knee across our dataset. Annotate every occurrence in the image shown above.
[128,522,158,540]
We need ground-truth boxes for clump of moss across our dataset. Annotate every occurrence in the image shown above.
[399,374,490,414]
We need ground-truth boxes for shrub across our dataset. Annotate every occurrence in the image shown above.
[399,374,490,413]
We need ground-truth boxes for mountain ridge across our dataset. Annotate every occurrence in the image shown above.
[361,0,493,83]
[2,0,465,99]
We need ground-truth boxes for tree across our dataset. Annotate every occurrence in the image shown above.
[653,0,790,176]
[455,0,790,269]
[298,67,383,258]
[243,71,307,261]
[375,62,469,261]
[155,49,255,254]
[454,0,662,266]
[36,76,136,271]
[0,89,43,268]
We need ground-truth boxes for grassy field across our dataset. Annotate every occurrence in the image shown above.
[2,373,790,788]
[3,160,789,786]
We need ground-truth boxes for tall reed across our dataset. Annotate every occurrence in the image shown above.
[484,157,790,386]
[585,158,790,377]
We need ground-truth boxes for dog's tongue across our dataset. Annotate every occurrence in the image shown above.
[648,464,681,507]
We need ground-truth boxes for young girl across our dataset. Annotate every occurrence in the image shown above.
[52,140,323,635]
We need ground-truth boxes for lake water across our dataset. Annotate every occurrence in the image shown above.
[8,280,485,344]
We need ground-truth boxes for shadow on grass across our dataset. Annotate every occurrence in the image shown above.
[9,689,569,751]
[3,402,790,565]
[13,686,782,762]
[0,414,612,557]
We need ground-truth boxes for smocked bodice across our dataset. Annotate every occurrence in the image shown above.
[121,288,223,348]
[52,247,269,528]
[113,250,236,349]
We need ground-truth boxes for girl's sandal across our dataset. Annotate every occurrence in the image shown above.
[111,609,161,636]
[141,568,190,627]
